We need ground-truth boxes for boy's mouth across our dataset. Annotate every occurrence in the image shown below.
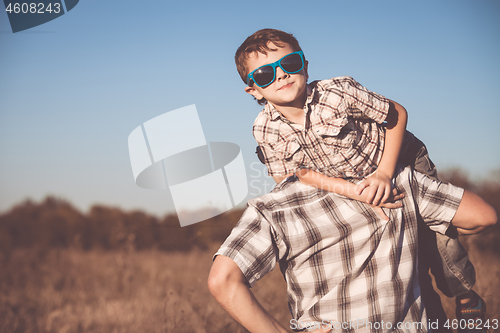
[278,82,293,90]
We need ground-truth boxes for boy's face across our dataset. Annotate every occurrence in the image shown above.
[244,43,308,110]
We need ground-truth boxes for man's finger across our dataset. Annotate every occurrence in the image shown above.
[387,188,404,201]
[383,194,404,203]
[373,207,389,221]
[392,193,405,201]
[380,201,403,209]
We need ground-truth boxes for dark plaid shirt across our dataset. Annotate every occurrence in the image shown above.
[215,167,463,332]
[253,76,389,181]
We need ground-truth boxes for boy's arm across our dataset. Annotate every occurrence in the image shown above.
[272,174,292,184]
[297,168,404,221]
[208,255,330,333]
[357,100,408,205]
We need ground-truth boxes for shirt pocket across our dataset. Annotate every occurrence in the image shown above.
[271,139,305,170]
[315,117,356,154]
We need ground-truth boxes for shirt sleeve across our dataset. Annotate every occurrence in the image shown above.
[338,76,390,124]
[413,170,464,234]
[213,204,282,287]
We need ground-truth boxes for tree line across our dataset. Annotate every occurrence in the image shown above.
[0,196,244,254]
[1,168,499,256]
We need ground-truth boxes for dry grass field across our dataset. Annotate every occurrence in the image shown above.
[1,168,499,332]
[0,240,498,333]
[0,246,291,333]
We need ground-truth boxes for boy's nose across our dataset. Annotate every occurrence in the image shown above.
[276,67,290,81]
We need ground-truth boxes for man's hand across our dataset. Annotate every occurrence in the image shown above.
[356,171,393,206]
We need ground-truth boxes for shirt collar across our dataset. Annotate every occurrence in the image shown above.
[305,84,315,105]
[264,102,282,121]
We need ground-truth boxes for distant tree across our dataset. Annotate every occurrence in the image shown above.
[0,169,498,256]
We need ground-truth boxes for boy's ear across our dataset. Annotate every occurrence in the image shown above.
[244,85,264,101]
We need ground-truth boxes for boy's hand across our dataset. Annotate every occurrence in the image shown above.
[359,187,404,221]
[356,171,393,206]
[345,182,404,221]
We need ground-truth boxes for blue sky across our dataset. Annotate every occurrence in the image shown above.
[1,0,499,216]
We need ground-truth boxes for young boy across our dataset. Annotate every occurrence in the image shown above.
[236,29,487,330]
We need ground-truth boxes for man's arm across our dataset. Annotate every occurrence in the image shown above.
[208,255,330,333]
[357,100,408,205]
[451,190,497,235]
[208,255,289,333]
[414,170,497,235]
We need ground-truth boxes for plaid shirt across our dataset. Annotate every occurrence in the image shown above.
[253,76,389,181]
[215,167,464,332]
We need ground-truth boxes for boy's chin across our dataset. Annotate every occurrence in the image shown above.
[276,91,305,104]
[271,97,302,108]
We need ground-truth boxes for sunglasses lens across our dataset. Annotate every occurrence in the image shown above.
[281,53,303,73]
[252,66,274,87]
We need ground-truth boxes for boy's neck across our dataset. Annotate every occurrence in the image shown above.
[270,89,308,125]
[275,105,305,125]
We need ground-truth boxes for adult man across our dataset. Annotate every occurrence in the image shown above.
[208,167,496,332]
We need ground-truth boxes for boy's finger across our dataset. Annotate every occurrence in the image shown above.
[373,186,385,206]
[382,186,391,203]
[374,190,384,205]
[365,188,377,204]
[356,182,370,195]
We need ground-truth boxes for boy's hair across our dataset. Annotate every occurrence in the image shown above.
[235,29,302,85]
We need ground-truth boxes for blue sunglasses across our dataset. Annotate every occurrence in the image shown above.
[246,51,305,88]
